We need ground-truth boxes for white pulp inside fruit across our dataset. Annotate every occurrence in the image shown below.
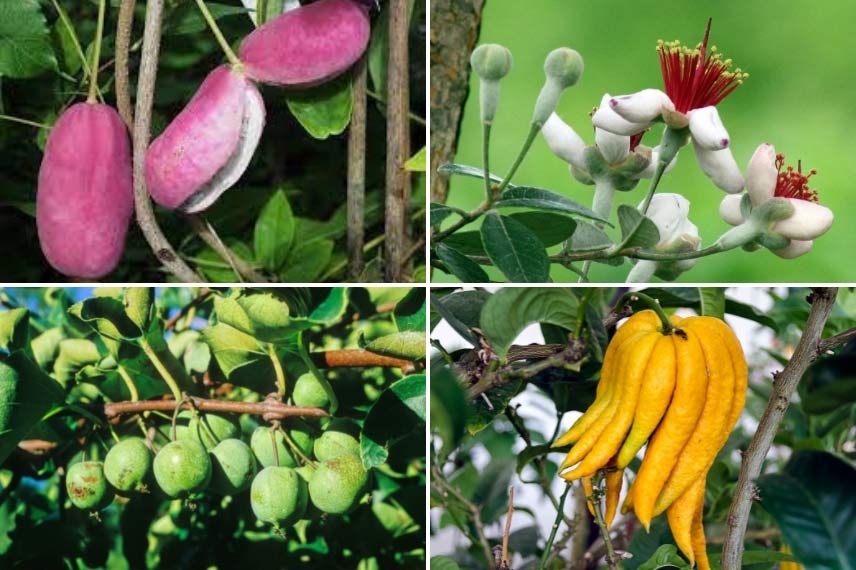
[180,84,266,214]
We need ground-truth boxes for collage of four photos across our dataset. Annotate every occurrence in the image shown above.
[0,0,852,569]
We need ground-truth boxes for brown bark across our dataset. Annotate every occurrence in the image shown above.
[104,397,329,422]
[430,0,485,203]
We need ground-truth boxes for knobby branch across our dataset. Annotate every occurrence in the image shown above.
[104,397,329,423]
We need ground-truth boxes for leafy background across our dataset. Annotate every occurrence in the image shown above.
[0,286,426,568]
[0,0,426,282]
[430,287,856,569]
[434,0,854,282]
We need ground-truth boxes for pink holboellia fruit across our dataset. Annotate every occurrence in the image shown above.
[238,0,371,88]
[144,65,265,213]
[37,103,133,279]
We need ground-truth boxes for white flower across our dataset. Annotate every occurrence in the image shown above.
[719,143,833,258]
[628,193,700,282]
[593,22,747,194]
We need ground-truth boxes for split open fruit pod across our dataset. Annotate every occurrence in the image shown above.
[238,0,371,88]
[144,65,265,213]
[37,102,133,279]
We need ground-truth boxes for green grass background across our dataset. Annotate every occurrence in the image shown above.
[434,0,855,283]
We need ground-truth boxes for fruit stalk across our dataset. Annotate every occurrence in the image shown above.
[104,398,330,422]
[193,0,241,66]
[88,0,107,103]
[721,288,838,568]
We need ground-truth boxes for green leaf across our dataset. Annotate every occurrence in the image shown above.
[31,327,64,369]
[467,379,521,435]
[625,516,676,570]
[757,450,856,570]
[254,190,296,272]
[69,297,143,356]
[698,288,726,319]
[430,203,456,228]
[360,374,425,469]
[0,352,64,465]
[163,2,249,35]
[394,288,426,333]
[201,323,267,378]
[638,545,689,570]
[435,243,490,283]
[430,556,462,570]
[479,288,578,357]
[0,0,56,78]
[0,308,29,353]
[496,186,606,223]
[280,239,334,283]
[213,292,296,343]
[365,331,426,361]
[53,339,101,386]
[390,373,426,421]
[308,288,349,326]
[123,288,154,331]
[509,211,577,247]
[430,291,488,345]
[431,367,469,460]
[617,205,660,249]
[285,76,353,139]
[565,221,614,252]
[405,147,426,172]
[800,353,856,414]
[436,163,506,186]
[480,212,550,283]
[197,240,257,283]
[51,2,80,75]
[442,231,486,256]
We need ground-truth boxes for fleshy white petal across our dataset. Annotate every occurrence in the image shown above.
[745,143,777,206]
[693,141,745,194]
[688,106,730,150]
[719,194,745,226]
[592,93,649,136]
[644,193,692,246]
[772,239,813,259]
[772,199,834,240]
[609,89,673,123]
[595,128,630,165]
[636,145,678,179]
[542,113,587,170]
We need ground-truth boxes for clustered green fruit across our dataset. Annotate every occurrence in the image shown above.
[66,398,373,534]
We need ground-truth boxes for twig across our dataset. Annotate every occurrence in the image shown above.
[816,324,856,354]
[501,486,515,569]
[590,474,620,570]
[115,0,137,129]
[347,56,368,279]
[384,0,411,282]
[190,215,269,283]
[132,0,201,282]
[311,349,418,370]
[721,287,839,568]
[104,397,329,422]
[540,483,572,570]
[164,288,213,331]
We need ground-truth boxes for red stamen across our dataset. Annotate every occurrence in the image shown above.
[629,131,646,152]
[657,19,747,114]
[774,153,819,202]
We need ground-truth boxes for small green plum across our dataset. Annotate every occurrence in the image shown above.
[308,454,369,514]
[250,466,307,526]
[66,461,113,510]
[153,440,212,498]
[104,437,152,493]
[209,438,257,495]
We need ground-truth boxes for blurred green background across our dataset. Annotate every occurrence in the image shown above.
[434,0,854,283]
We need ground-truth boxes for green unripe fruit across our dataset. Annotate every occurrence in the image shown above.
[153,440,212,498]
[104,437,152,493]
[313,421,360,462]
[308,454,369,514]
[292,372,330,408]
[67,461,113,510]
[250,466,307,526]
[470,44,512,81]
[532,47,584,126]
[209,438,257,495]
[251,426,296,467]
[175,411,240,450]
[283,419,314,457]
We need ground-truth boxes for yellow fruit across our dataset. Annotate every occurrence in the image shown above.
[620,486,634,515]
[666,476,705,566]
[653,318,741,515]
[691,488,710,570]
[582,476,595,517]
[603,467,623,528]
[632,317,709,530]
[779,545,804,570]
[553,310,662,448]
[616,334,677,468]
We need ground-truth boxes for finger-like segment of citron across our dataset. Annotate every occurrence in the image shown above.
[653,318,737,515]
[582,476,595,517]
[553,310,662,448]
[691,483,711,570]
[560,332,660,480]
[666,476,705,566]
[559,331,649,473]
[616,334,678,468]
[632,328,709,529]
[604,467,623,528]
[620,484,634,515]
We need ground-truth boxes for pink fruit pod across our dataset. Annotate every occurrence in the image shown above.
[145,65,266,213]
[37,102,133,279]
[238,0,371,88]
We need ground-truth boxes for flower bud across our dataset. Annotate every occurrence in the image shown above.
[145,65,266,213]
[239,0,371,87]
[470,44,513,124]
[37,103,133,278]
[532,48,584,126]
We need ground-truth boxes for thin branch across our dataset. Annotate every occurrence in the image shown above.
[311,349,418,371]
[115,0,136,129]
[591,474,620,570]
[721,287,839,568]
[190,215,269,283]
[348,56,368,279]
[384,0,411,282]
[132,0,201,282]
[104,397,329,422]
[500,486,515,568]
[816,324,856,354]
[163,288,213,331]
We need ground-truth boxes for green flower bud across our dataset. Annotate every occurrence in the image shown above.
[757,231,790,251]
[532,48,584,126]
[470,44,513,125]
